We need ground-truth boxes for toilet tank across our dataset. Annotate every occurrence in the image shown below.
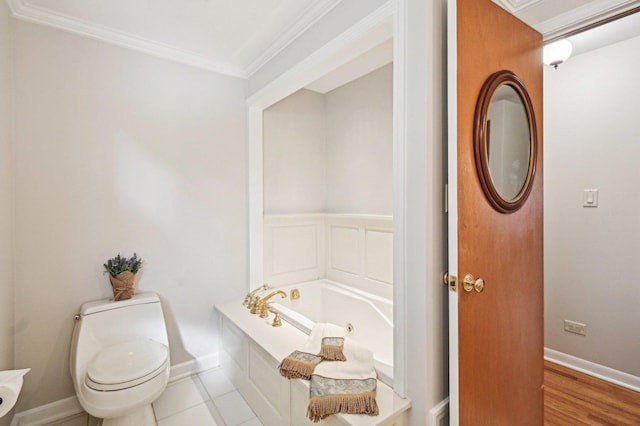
[70,292,169,380]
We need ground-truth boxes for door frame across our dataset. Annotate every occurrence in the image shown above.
[446,0,460,423]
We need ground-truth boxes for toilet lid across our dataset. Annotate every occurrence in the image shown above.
[86,339,168,391]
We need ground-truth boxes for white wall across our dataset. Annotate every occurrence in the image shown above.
[12,21,248,411]
[263,89,327,214]
[544,35,640,376]
[0,1,14,425]
[263,64,393,216]
[251,0,448,423]
[325,63,393,214]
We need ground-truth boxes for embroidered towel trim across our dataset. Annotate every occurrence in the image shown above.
[319,337,346,361]
[279,350,323,380]
[307,376,378,422]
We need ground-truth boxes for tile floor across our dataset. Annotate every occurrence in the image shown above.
[50,368,262,426]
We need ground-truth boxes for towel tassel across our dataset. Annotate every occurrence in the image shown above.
[307,392,379,423]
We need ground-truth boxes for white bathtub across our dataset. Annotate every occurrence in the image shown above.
[269,279,394,385]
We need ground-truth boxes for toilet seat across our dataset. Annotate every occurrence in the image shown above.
[85,339,169,392]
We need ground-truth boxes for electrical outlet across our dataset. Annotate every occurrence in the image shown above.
[564,320,587,336]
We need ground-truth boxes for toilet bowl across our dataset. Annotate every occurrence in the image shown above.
[70,292,170,425]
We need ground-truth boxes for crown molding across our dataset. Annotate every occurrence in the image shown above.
[8,0,246,77]
[536,0,640,39]
[7,0,344,78]
[245,0,342,77]
[493,0,541,13]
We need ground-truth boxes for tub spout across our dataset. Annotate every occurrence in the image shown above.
[257,290,286,317]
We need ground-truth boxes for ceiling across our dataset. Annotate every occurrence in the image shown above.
[6,0,640,78]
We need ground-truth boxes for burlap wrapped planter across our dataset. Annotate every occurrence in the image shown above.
[109,271,138,301]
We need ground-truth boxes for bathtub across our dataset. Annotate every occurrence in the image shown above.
[215,286,409,425]
[268,279,394,385]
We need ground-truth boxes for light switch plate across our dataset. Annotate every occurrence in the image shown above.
[583,189,598,207]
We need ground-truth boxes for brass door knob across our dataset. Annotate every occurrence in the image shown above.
[463,274,485,293]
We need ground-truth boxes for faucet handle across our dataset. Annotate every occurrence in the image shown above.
[243,284,270,308]
[271,311,282,327]
[259,302,271,318]
[265,305,282,327]
[249,296,261,314]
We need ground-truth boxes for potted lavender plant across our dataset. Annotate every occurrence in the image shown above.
[104,253,143,301]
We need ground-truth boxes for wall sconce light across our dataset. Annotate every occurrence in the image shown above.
[543,39,573,69]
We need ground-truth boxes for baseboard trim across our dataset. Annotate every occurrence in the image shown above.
[545,347,640,392]
[168,352,220,383]
[428,397,450,426]
[10,396,82,426]
[10,353,220,426]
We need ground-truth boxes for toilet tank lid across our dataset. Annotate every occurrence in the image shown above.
[80,292,160,315]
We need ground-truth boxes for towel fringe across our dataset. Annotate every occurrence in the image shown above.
[279,357,316,380]
[319,345,347,361]
[307,391,379,423]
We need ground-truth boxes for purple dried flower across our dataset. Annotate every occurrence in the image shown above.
[104,252,143,277]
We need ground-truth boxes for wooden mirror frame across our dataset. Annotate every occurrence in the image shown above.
[474,70,538,213]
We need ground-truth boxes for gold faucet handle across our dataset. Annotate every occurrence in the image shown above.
[259,304,269,318]
[266,306,282,327]
[249,296,261,314]
[243,284,270,308]
[271,311,282,327]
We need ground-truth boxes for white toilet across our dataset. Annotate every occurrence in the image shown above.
[70,292,170,425]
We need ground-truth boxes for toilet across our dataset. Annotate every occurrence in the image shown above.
[70,292,170,425]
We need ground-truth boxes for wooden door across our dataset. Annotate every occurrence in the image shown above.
[448,0,544,424]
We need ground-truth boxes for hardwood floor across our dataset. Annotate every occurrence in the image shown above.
[544,360,640,425]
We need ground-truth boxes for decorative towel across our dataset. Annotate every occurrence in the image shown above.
[278,323,346,379]
[278,323,379,422]
[307,339,379,422]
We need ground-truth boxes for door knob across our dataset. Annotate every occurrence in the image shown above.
[463,274,485,293]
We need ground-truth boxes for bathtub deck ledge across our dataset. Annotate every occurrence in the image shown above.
[216,300,411,425]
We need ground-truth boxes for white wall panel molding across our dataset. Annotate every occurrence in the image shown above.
[325,214,393,299]
[263,214,326,286]
[262,214,393,298]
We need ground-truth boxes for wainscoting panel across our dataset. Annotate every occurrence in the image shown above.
[263,214,393,298]
[329,225,360,275]
[263,215,325,286]
[365,228,393,284]
[325,215,393,299]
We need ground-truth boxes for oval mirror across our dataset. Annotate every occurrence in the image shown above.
[474,70,537,213]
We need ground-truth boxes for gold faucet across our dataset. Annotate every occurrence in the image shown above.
[243,284,270,308]
[256,290,286,317]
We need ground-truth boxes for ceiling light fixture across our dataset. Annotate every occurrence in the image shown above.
[543,39,573,69]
